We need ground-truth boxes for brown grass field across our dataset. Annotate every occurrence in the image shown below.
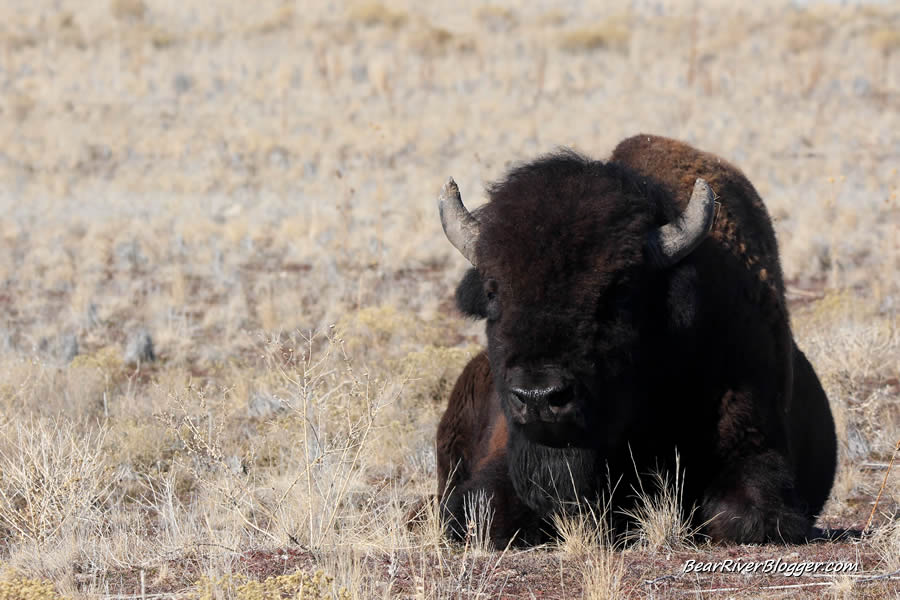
[0,0,898,597]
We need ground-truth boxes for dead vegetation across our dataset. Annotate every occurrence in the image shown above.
[559,19,631,53]
[0,0,898,598]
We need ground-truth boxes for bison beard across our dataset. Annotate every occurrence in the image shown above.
[507,433,599,516]
[434,134,837,547]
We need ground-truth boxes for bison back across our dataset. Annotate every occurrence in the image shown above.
[611,134,784,299]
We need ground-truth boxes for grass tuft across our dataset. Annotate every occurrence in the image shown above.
[559,19,630,53]
[347,2,408,30]
[462,489,495,555]
[869,28,900,55]
[552,501,612,558]
[110,0,146,22]
[621,456,701,552]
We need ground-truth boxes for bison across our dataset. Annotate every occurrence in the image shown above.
[435,134,837,546]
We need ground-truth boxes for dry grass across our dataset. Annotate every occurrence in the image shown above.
[559,19,630,53]
[557,503,627,600]
[553,507,607,559]
[621,456,702,553]
[581,549,627,600]
[869,29,900,55]
[109,0,145,22]
[0,0,898,597]
[347,2,408,30]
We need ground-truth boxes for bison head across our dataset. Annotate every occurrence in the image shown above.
[439,153,715,455]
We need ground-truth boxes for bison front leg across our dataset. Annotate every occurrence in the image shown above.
[700,451,811,543]
[700,390,811,544]
[440,456,545,548]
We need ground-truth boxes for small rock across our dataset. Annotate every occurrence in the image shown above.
[268,146,289,169]
[84,302,101,329]
[58,333,79,363]
[351,63,368,84]
[173,73,193,95]
[248,391,286,419]
[115,239,145,270]
[225,455,247,476]
[36,333,78,363]
[852,77,870,96]
[0,330,13,352]
[124,329,155,365]
[115,463,140,482]
[846,424,870,462]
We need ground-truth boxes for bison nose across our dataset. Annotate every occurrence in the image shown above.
[509,386,576,418]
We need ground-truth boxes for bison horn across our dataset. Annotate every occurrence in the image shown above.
[438,177,481,265]
[647,178,716,267]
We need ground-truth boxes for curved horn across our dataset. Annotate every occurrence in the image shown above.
[438,177,480,265]
[647,178,716,267]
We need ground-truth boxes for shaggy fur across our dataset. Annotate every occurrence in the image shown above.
[436,134,836,547]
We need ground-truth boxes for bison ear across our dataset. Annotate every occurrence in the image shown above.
[455,268,488,319]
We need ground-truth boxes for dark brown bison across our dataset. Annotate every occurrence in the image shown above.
[435,134,836,546]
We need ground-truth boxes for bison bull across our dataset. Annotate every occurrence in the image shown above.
[435,134,836,546]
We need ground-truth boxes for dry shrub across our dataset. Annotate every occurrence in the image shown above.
[870,516,900,572]
[476,6,518,32]
[409,23,474,57]
[537,9,567,27]
[155,330,401,550]
[798,291,898,384]
[393,344,478,405]
[106,417,178,478]
[192,569,350,600]
[248,4,295,36]
[869,29,900,55]
[347,2,408,30]
[830,574,856,600]
[110,0,146,21]
[9,93,35,122]
[0,567,65,600]
[0,419,112,547]
[794,291,900,499]
[335,305,460,365]
[559,19,630,53]
[785,10,832,52]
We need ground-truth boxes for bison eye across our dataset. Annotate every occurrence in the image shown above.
[484,279,501,321]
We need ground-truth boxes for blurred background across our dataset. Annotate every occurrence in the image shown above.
[1,0,897,362]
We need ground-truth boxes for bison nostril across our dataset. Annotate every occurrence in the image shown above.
[509,390,526,408]
[546,387,574,408]
[508,386,575,415]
